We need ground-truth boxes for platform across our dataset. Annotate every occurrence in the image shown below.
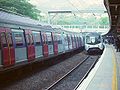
[77,44,120,90]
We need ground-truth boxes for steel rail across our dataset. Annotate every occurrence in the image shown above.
[74,56,100,90]
[46,56,90,90]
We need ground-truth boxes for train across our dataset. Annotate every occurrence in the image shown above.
[0,11,84,67]
[85,32,104,53]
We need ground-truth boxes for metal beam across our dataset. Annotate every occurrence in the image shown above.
[48,10,107,14]
[48,11,72,14]
[72,10,107,13]
[109,4,120,6]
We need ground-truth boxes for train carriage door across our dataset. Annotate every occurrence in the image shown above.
[79,36,82,47]
[76,36,79,48]
[0,28,15,66]
[46,32,54,55]
[68,35,72,50]
[25,30,35,61]
[41,32,48,57]
[74,35,77,48]
[67,35,70,50]
[63,34,69,51]
[12,29,27,63]
[52,32,58,55]
[72,35,76,49]
[71,35,74,49]
[32,31,43,58]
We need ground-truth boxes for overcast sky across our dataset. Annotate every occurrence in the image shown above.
[29,0,106,13]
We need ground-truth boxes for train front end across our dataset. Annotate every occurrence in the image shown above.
[85,33,104,53]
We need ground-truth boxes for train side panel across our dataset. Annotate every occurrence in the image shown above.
[0,28,15,66]
[12,29,27,63]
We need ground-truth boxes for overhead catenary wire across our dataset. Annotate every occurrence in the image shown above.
[66,0,82,13]
[66,0,85,24]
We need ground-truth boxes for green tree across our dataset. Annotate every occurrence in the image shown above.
[0,0,41,20]
[99,17,109,25]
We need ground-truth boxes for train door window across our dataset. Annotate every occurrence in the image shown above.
[32,31,41,45]
[0,32,7,47]
[57,34,62,44]
[68,35,72,44]
[72,36,74,42]
[74,36,76,42]
[12,29,24,47]
[41,33,45,44]
[46,32,52,45]
[64,34,68,43]
[95,36,101,44]
[67,35,69,43]
[86,36,90,44]
[53,34,57,42]
[70,35,72,44]
[14,33,23,46]
[91,37,95,43]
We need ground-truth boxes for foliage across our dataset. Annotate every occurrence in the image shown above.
[99,17,109,25]
[50,14,109,26]
[0,0,41,20]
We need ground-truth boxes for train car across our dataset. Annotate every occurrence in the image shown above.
[0,11,84,67]
[85,32,104,53]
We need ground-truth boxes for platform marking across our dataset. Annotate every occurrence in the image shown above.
[112,49,118,90]
[76,45,107,90]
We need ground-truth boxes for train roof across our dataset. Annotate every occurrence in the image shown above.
[0,11,82,34]
[0,11,44,27]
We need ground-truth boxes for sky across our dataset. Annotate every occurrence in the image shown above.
[29,0,106,13]
[29,0,109,34]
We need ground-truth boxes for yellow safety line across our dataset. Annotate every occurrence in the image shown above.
[112,48,118,90]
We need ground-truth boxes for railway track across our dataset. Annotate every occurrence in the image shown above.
[46,55,100,90]
[2,52,101,90]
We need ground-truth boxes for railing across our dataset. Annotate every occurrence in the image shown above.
[54,25,110,29]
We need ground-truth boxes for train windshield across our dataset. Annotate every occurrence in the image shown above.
[86,35,101,45]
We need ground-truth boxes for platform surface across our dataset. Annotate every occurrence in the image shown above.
[77,45,119,90]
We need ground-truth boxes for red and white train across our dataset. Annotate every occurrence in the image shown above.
[0,11,84,67]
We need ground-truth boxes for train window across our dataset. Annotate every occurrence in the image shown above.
[95,36,101,44]
[57,34,62,44]
[46,32,52,45]
[67,35,70,44]
[86,35,101,45]
[86,36,91,44]
[32,31,41,45]
[0,32,7,47]
[64,34,68,44]
[68,35,72,44]
[53,33,62,44]
[13,32,24,46]
[74,36,76,42]
[53,34,57,42]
